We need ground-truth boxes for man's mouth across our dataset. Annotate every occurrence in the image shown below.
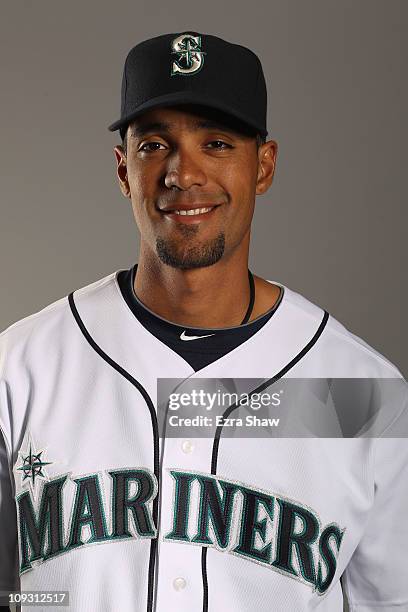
[171,206,215,216]
[158,204,220,222]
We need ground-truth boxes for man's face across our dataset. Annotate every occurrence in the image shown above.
[114,105,276,270]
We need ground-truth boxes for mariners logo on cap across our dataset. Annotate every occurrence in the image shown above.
[171,33,206,76]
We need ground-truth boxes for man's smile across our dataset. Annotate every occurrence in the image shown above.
[158,203,221,223]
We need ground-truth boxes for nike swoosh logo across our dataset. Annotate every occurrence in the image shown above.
[180,330,216,341]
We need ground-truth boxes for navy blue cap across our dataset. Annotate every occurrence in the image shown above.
[108,32,268,139]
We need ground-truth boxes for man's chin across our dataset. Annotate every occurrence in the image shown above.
[155,235,225,270]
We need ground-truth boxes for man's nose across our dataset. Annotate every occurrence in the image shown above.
[164,148,207,190]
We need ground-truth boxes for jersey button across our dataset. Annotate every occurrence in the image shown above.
[173,577,187,591]
[181,440,194,454]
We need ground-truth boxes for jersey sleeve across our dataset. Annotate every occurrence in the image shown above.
[342,402,408,611]
[0,378,19,605]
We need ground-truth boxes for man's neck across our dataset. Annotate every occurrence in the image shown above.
[133,254,281,329]
[133,258,253,329]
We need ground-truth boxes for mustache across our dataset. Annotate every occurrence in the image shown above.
[157,191,228,207]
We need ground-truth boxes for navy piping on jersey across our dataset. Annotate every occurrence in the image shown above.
[117,264,284,371]
[68,282,329,612]
[68,292,159,612]
[201,309,330,612]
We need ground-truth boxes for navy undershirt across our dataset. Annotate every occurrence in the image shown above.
[117,264,284,371]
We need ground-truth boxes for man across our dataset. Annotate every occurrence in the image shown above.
[0,31,407,612]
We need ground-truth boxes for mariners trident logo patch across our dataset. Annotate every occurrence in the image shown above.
[16,437,53,491]
[171,33,206,76]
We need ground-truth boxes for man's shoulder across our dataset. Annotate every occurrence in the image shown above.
[279,282,404,379]
[0,270,118,357]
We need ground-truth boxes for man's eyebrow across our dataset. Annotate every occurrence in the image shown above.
[130,118,239,138]
[130,121,170,138]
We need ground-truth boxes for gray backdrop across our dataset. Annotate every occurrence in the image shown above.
[1,0,407,382]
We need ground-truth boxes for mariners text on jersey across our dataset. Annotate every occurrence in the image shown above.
[17,465,343,595]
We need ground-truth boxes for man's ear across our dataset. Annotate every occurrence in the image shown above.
[256,140,278,195]
[114,145,131,198]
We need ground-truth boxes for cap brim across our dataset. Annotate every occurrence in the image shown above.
[108,91,267,138]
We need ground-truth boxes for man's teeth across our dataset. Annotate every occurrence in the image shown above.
[173,207,214,216]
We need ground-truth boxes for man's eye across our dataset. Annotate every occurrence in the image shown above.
[206,140,232,149]
[139,142,165,152]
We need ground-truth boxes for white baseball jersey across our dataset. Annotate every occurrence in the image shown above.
[0,268,407,612]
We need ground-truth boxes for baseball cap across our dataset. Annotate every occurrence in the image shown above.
[108,31,268,140]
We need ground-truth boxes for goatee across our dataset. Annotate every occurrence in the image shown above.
[156,233,225,269]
